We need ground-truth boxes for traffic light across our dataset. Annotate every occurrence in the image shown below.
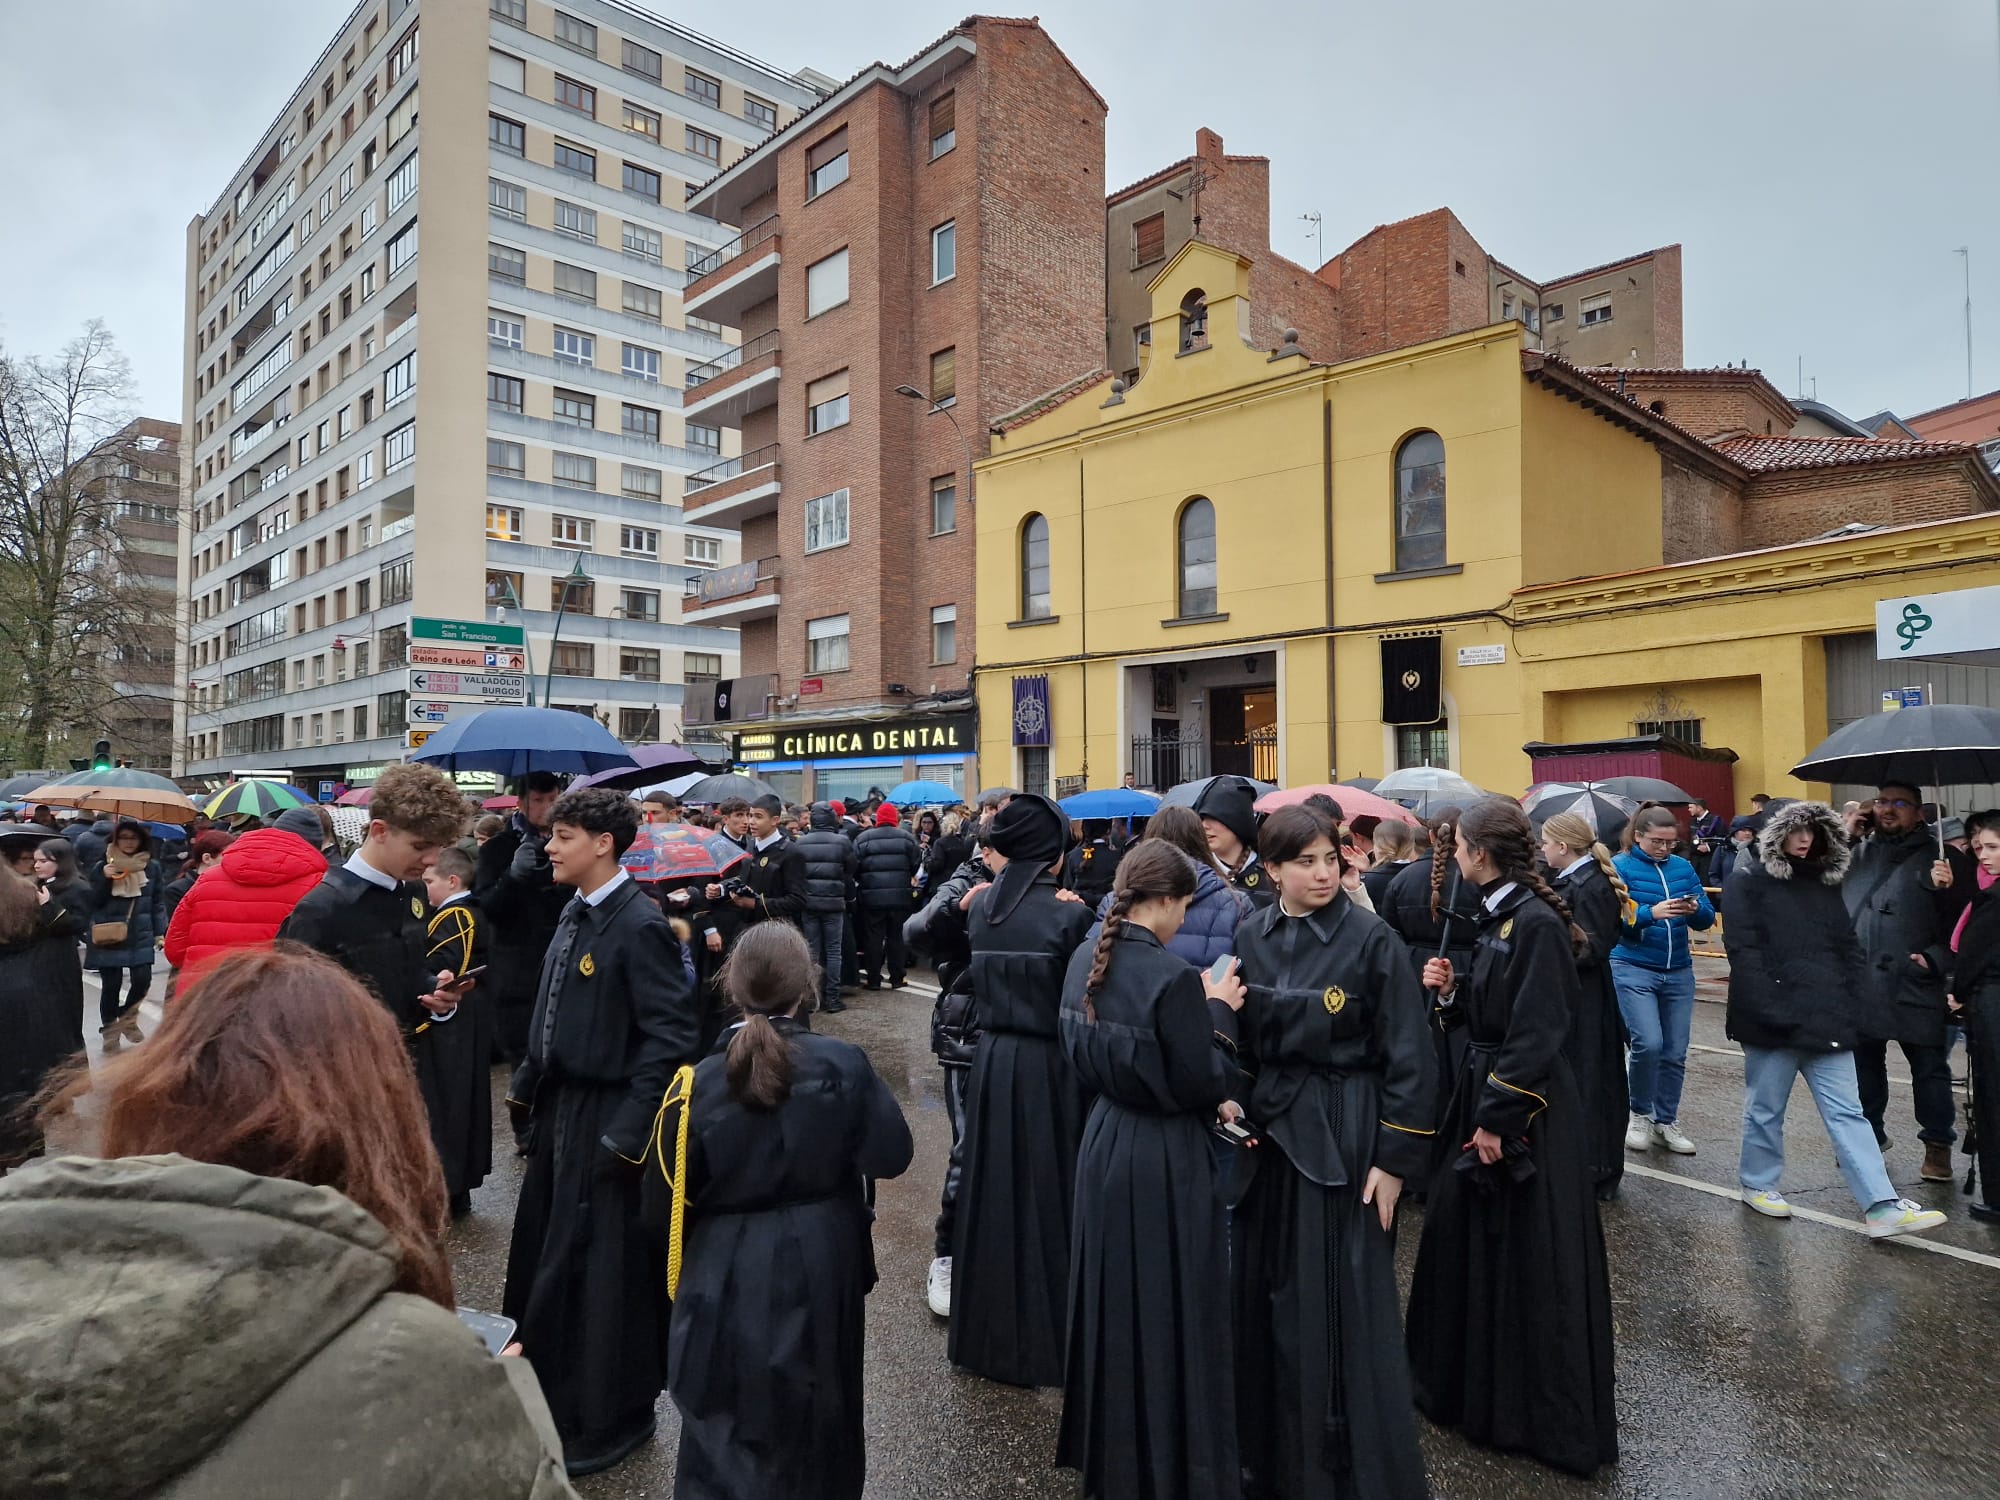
[90,740,113,772]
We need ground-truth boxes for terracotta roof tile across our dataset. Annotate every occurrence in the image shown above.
[1712,435,1982,472]
[992,370,1112,433]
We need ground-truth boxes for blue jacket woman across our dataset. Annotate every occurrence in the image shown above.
[1611,842,1714,972]
[1088,857,1250,972]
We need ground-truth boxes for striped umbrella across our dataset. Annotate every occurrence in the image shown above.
[203,779,316,821]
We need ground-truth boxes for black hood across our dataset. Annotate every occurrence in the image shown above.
[808,802,838,832]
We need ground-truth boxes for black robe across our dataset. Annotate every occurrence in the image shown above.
[1231,894,1437,1500]
[1951,886,2000,1211]
[1056,924,1240,1500]
[502,875,701,1470]
[475,820,571,1063]
[1376,856,1481,1131]
[668,1019,913,1499]
[1552,859,1630,1200]
[425,893,495,1197]
[948,874,1095,1387]
[0,884,90,1161]
[1405,883,1618,1477]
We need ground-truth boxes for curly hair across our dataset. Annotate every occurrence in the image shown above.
[369,763,471,848]
[549,785,641,858]
[1458,798,1587,955]
[1080,841,1198,1020]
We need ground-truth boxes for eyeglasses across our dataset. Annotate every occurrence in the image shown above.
[1638,834,1677,847]
[1872,798,1917,811]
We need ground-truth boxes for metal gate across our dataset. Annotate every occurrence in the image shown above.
[1824,633,2000,812]
[1131,727,1278,788]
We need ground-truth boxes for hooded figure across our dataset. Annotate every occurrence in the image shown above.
[793,803,858,1013]
[854,801,922,989]
[1192,777,1272,907]
[948,794,1095,1386]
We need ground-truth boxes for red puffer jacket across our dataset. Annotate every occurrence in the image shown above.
[163,830,331,977]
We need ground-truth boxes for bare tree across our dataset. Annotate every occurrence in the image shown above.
[0,321,161,769]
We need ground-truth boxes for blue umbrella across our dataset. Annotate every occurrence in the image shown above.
[409,706,638,778]
[1058,787,1161,819]
[883,779,961,808]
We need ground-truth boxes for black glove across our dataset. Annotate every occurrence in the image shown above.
[508,830,551,884]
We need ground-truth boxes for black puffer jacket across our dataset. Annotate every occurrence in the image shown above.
[1724,800,1870,1052]
[854,820,921,909]
[1844,820,1974,1048]
[793,803,857,915]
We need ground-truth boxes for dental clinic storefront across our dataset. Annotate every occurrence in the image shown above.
[732,711,978,806]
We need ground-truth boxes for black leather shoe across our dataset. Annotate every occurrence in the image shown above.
[1969,1201,2000,1225]
[821,998,847,1014]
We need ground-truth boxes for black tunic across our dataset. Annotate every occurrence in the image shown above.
[1405,884,1618,1477]
[0,885,90,1160]
[1951,886,2000,1211]
[948,875,1095,1387]
[425,893,494,1197]
[1056,925,1240,1500]
[502,875,701,1468]
[1231,894,1437,1500]
[1551,859,1630,1199]
[668,1019,913,1499]
[475,821,571,1062]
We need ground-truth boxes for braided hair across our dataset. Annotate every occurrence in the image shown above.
[1427,813,1458,922]
[1080,840,1197,1021]
[1457,799,1589,956]
[1539,811,1630,908]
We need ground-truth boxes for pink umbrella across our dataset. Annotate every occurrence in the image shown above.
[1254,783,1420,827]
[335,786,373,807]
[483,795,519,811]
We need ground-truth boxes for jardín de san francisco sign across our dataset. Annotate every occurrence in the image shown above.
[735,712,975,763]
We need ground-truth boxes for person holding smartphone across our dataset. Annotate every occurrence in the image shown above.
[1610,804,1715,1156]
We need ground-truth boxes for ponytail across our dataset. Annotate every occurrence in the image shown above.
[725,1012,795,1111]
[717,922,815,1111]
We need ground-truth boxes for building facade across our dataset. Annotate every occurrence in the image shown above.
[176,0,825,782]
[89,419,182,768]
[681,15,1106,801]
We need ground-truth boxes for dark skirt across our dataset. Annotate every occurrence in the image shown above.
[413,1008,490,1199]
[0,941,85,1160]
[1565,974,1629,1199]
[1058,1100,1236,1500]
[1966,986,2000,1210]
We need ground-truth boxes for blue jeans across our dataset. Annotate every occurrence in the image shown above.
[801,911,844,1011]
[1739,1046,1895,1212]
[1611,958,1695,1125]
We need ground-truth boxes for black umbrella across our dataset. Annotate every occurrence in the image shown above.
[0,774,52,800]
[1592,775,1693,804]
[1338,776,1381,793]
[1525,786,1634,844]
[1793,705,2000,851]
[568,743,705,792]
[677,772,780,806]
[1158,774,1278,810]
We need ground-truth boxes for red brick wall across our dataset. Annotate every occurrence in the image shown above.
[1650,245,1683,366]
[1661,458,1743,563]
[1742,459,1999,550]
[1329,209,1489,361]
[1612,374,1795,441]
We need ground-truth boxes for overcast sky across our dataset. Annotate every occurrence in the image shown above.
[2,0,1995,425]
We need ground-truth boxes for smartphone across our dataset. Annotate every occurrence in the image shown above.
[1211,1116,1258,1146]
[456,1307,517,1355]
[1206,953,1237,985]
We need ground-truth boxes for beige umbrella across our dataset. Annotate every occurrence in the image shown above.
[34,785,199,825]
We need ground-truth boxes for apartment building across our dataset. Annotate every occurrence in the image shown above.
[680,16,1105,802]
[88,419,182,768]
[176,0,826,782]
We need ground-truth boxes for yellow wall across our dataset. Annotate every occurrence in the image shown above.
[1519,382,1664,586]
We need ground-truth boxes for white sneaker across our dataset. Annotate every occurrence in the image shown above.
[925,1255,952,1317]
[1742,1189,1792,1218]
[1624,1113,1653,1152]
[1653,1121,1698,1155]
[1867,1199,1947,1240]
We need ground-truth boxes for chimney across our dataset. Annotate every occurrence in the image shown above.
[1195,127,1224,165]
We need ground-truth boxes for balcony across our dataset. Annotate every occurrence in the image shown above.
[682,556,780,624]
[683,443,781,526]
[682,330,781,427]
[682,215,781,326]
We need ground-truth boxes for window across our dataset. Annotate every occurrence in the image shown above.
[928,603,959,664]
[491,0,525,25]
[361,264,376,298]
[552,451,597,490]
[622,403,661,440]
[623,103,661,143]
[1634,718,1704,745]
[622,281,662,321]
[552,326,595,366]
[805,487,849,552]
[929,92,956,158]
[487,372,524,413]
[806,247,849,316]
[384,421,415,472]
[356,451,374,488]
[622,343,660,382]
[1393,431,1447,572]
[620,525,659,558]
[615,707,656,740]
[554,75,595,117]
[488,242,526,282]
[386,221,418,274]
[622,162,661,201]
[383,351,415,406]
[622,38,662,81]
[1176,497,1218,617]
[684,126,720,164]
[554,140,596,179]
[620,587,660,621]
[1544,302,1565,322]
[552,514,595,549]
[386,153,418,212]
[487,309,523,348]
[1579,293,1612,327]
[686,422,721,454]
[684,650,722,681]
[1134,212,1166,267]
[379,556,413,606]
[622,222,662,262]
[552,642,595,676]
[744,95,776,132]
[930,346,956,406]
[683,69,721,108]
[553,388,594,427]
[931,475,957,534]
[806,369,849,435]
[684,535,722,567]
[489,113,525,156]
[806,129,849,197]
[931,221,956,283]
[622,464,662,500]
[554,11,596,54]
[487,439,525,477]
[1021,513,1051,619]
[1396,722,1450,770]
[340,164,355,200]
[807,613,850,673]
[361,200,378,237]
[1178,288,1208,352]
[553,261,597,303]
[554,199,596,241]
[620,647,662,682]
[486,506,523,541]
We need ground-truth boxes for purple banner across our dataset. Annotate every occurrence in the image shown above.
[1011,674,1051,747]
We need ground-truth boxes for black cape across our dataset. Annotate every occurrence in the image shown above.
[1231,894,1437,1500]
[425,893,494,1196]
[474,820,571,1062]
[1405,883,1618,1477]
[667,1019,913,1499]
[502,876,701,1469]
[1551,858,1630,1199]
[1056,924,1240,1500]
[0,884,90,1160]
[948,874,1095,1387]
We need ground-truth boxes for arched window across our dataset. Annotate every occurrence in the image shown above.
[1178,288,1208,353]
[1177,496,1217,618]
[1393,431,1446,572]
[1021,513,1051,620]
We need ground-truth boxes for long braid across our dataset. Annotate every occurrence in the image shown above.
[1589,841,1630,907]
[1517,864,1590,957]
[1082,892,1134,1022]
[1080,841,1200,1022]
[1461,799,1589,956]
[1428,816,1457,921]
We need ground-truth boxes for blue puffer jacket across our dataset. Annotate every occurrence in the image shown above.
[1087,858,1252,971]
[1612,848,1714,972]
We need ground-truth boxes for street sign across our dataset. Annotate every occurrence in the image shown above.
[410,645,495,668]
[407,669,528,702]
[407,729,434,750]
[408,701,462,723]
[412,616,526,648]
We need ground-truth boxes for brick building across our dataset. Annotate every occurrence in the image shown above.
[681,15,1105,800]
[86,418,183,767]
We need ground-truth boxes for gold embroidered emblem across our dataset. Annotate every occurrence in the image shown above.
[1243,871,1259,886]
[410,897,424,918]
[579,953,596,977]
[1500,918,1514,940]
[1323,985,1346,1015]
[758,856,769,867]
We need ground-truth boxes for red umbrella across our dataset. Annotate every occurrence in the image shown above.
[483,795,519,811]
[1254,783,1420,826]
[620,824,753,883]
[335,786,373,807]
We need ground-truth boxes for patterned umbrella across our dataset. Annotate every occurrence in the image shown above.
[1522,784,1636,843]
[620,824,753,882]
[202,779,315,821]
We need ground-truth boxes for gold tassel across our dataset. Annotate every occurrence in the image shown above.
[650,1063,697,1300]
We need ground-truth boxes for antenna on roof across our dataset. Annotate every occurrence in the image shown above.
[1300,211,1323,264]
[1957,247,1973,399]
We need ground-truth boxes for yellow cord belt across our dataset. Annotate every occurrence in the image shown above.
[650,1064,696,1299]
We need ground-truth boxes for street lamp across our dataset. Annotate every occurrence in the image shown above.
[487,575,538,707]
[544,553,595,707]
[895,383,973,514]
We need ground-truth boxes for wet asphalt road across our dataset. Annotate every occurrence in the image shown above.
[65,959,2000,1498]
